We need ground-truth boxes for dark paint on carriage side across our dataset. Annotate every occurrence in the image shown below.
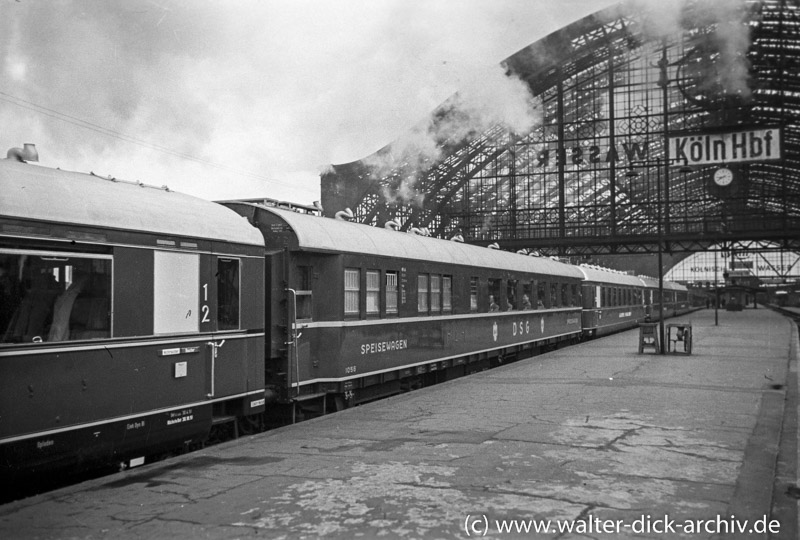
[0,160,266,479]
[222,202,585,403]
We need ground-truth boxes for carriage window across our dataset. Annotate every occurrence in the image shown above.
[386,271,398,314]
[298,265,312,289]
[582,285,595,308]
[430,275,441,313]
[442,276,452,312]
[1,250,112,343]
[538,281,548,309]
[551,282,560,307]
[488,279,502,312]
[522,282,533,310]
[344,268,360,316]
[561,283,570,307]
[366,270,380,315]
[294,265,313,321]
[417,274,429,312]
[507,280,518,310]
[217,258,240,330]
[470,277,479,312]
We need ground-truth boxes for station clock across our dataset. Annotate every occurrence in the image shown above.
[713,167,734,187]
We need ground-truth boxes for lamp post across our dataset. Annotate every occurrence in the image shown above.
[656,159,665,354]
[714,247,719,326]
[656,42,671,354]
[626,158,665,353]
[627,41,671,353]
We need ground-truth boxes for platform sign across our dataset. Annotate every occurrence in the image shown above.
[669,127,782,167]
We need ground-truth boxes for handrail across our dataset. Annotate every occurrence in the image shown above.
[286,288,302,399]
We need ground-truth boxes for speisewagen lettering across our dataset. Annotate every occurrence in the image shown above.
[361,339,408,355]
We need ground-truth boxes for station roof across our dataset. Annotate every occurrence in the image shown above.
[321,0,800,256]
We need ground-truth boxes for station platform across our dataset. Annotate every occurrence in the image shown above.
[1,308,798,539]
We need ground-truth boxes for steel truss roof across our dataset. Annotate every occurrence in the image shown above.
[321,0,800,256]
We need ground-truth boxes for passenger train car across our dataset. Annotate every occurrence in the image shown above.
[578,266,693,338]
[222,201,587,413]
[0,154,694,481]
[0,156,266,479]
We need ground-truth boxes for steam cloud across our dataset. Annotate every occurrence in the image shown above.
[365,64,539,208]
[368,0,754,210]
[630,0,753,98]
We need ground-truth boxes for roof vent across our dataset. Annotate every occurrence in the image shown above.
[335,208,354,221]
[7,143,38,163]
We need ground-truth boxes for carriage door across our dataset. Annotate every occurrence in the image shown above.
[202,256,246,399]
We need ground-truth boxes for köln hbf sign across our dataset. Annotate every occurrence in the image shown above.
[669,127,782,167]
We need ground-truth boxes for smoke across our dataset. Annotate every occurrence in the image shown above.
[629,0,753,99]
[363,0,755,210]
[438,65,540,141]
[1,0,612,204]
[706,3,752,99]
[364,63,539,207]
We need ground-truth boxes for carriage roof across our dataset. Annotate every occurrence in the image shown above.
[0,159,263,246]
[230,202,585,278]
[577,265,650,287]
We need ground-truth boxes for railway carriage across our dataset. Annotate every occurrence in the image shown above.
[638,276,691,320]
[578,265,648,337]
[671,282,693,314]
[223,200,586,415]
[0,157,266,478]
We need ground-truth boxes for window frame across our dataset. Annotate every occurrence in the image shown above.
[385,271,399,315]
[0,248,114,344]
[417,273,429,313]
[344,267,360,317]
[470,277,479,312]
[216,257,241,331]
[430,274,441,313]
[366,269,380,316]
[442,275,452,312]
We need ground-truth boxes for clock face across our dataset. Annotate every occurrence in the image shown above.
[714,167,733,187]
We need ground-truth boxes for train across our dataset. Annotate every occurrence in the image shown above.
[0,151,698,482]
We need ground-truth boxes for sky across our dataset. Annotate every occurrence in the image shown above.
[1,0,622,204]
